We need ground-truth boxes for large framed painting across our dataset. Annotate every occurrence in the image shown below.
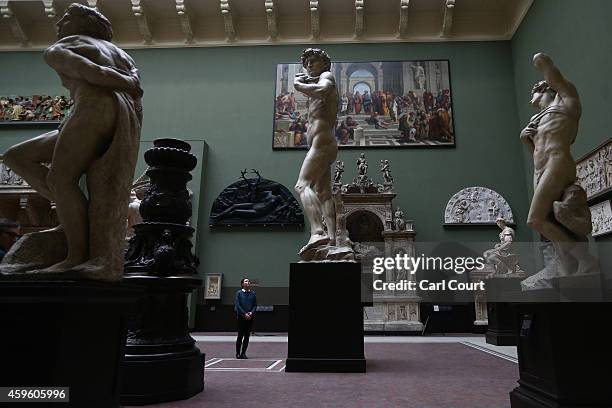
[272,59,455,149]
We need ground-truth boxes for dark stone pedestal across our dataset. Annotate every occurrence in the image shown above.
[286,262,366,373]
[485,277,523,346]
[120,276,204,406]
[0,280,141,408]
[510,301,612,408]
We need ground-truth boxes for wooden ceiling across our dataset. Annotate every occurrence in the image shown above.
[0,0,533,50]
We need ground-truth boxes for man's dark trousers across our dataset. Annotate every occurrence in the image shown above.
[236,316,253,357]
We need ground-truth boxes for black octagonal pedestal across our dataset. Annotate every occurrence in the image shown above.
[121,138,204,405]
[120,276,203,406]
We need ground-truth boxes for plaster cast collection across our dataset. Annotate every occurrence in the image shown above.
[0,9,609,330]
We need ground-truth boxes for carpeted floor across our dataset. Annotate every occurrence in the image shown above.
[131,340,518,408]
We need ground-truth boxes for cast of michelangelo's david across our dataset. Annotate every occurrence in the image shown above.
[293,48,354,262]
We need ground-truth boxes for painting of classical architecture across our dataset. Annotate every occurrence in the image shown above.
[576,139,612,201]
[273,60,454,149]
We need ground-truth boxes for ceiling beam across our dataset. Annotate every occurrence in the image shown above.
[441,0,455,37]
[0,1,28,46]
[264,0,278,40]
[399,0,409,38]
[130,0,153,44]
[41,0,59,35]
[175,0,194,43]
[354,0,364,39]
[220,0,236,41]
[41,0,58,21]
[309,0,319,39]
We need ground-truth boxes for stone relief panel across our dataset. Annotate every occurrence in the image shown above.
[576,139,612,200]
[590,200,612,238]
[444,186,514,225]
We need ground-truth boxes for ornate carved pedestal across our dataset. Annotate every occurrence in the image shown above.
[333,153,422,332]
[121,139,203,405]
[470,266,491,333]
[120,276,203,405]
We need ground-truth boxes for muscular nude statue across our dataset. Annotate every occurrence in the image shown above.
[293,48,338,258]
[520,53,594,280]
[1,3,142,277]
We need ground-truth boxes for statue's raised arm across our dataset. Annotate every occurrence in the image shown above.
[533,53,579,103]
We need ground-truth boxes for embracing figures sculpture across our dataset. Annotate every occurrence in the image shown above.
[0,3,142,281]
[520,53,596,289]
[293,48,353,261]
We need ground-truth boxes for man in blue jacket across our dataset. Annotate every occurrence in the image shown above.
[234,278,257,359]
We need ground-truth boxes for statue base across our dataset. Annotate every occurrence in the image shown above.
[0,280,142,408]
[120,275,204,406]
[286,262,366,372]
[510,300,612,407]
[485,276,523,346]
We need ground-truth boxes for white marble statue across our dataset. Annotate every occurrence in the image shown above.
[333,160,344,184]
[126,189,142,240]
[0,3,143,281]
[394,207,406,231]
[357,153,368,179]
[483,218,524,277]
[381,160,393,185]
[519,53,596,289]
[293,48,353,261]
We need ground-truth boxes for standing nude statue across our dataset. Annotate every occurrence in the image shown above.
[520,53,595,288]
[1,3,142,280]
[294,48,351,261]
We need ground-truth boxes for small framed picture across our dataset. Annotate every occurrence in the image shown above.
[205,274,223,299]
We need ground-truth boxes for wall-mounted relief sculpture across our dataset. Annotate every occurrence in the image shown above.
[443,187,514,225]
[576,138,612,202]
[590,200,612,237]
[0,95,73,124]
[209,169,304,227]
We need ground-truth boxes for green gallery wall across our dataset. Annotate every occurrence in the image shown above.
[1,0,610,307]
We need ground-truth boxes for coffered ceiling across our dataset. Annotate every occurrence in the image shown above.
[0,0,533,50]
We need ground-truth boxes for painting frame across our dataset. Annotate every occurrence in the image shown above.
[272,58,456,150]
[204,273,223,300]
